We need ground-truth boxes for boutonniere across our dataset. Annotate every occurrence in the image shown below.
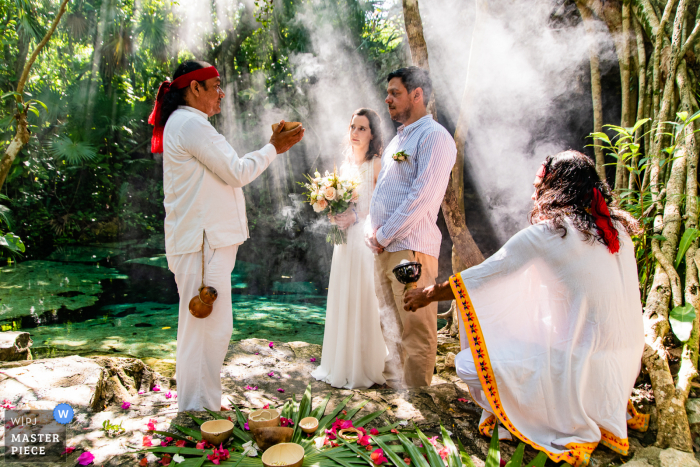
[392,150,409,162]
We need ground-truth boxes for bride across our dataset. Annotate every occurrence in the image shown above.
[311,108,388,389]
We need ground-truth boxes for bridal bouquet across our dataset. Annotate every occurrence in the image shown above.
[301,169,360,244]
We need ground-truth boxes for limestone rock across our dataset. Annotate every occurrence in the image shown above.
[445,352,456,369]
[627,446,699,467]
[0,331,32,361]
[287,341,322,360]
[0,355,101,408]
[90,356,167,412]
[686,398,700,431]
[659,448,699,467]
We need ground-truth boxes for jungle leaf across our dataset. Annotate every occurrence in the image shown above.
[47,135,98,165]
[504,443,525,467]
[440,424,462,467]
[669,304,697,342]
[484,423,500,467]
[310,393,332,420]
[674,228,700,269]
[525,452,548,467]
[415,428,444,467]
[354,408,385,428]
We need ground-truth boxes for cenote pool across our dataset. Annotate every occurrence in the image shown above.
[0,238,327,361]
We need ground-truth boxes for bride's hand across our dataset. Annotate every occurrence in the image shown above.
[333,210,357,229]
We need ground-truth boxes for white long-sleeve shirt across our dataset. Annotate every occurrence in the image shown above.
[162,106,277,256]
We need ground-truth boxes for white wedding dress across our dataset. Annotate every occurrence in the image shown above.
[311,159,388,389]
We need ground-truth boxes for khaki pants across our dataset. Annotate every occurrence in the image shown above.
[374,250,438,388]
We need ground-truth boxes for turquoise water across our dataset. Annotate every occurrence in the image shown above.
[0,241,327,360]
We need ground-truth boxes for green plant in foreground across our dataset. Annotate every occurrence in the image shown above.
[137,383,570,467]
[102,419,125,437]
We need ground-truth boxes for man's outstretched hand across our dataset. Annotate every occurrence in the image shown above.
[270,120,304,154]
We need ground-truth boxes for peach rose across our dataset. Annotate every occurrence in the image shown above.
[317,198,329,210]
[323,186,337,201]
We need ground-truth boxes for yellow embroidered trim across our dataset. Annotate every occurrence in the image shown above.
[627,401,650,432]
[599,428,629,455]
[478,414,496,437]
[450,273,597,467]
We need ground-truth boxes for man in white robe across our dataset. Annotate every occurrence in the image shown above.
[403,151,649,466]
[150,61,304,411]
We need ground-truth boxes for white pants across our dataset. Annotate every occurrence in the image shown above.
[167,235,237,412]
[455,349,512,440]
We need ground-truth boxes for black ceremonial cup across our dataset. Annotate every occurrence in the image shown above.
[392,261,422,291]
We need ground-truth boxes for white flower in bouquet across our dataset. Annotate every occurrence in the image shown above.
[315,191,325,201]
[323,186,336,200]
[337,187,346,197]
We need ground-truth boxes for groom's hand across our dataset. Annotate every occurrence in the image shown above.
[365,229,384,254]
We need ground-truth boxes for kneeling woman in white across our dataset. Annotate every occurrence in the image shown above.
[403,151,649,467]
[311,108,388,389]
[151,60,304,411]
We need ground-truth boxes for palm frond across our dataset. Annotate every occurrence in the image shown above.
[47,135,98,165]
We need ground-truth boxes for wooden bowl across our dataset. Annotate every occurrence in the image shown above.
[253,427,294,451]
[271,122,302,132]
[299,416,318,434]
[262,442,304,467]
[248,408,281,430]
[201,419,233,446]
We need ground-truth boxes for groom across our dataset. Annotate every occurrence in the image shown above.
[366,66,457,388]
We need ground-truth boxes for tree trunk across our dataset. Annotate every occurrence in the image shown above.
[615,1,632,192]
[577,1,607,181]
[0,0,70,192]
[401,0,485,336]
[401,0,485,276]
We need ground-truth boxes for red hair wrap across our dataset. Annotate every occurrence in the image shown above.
[148,66,220,153]
[591,187,620,254]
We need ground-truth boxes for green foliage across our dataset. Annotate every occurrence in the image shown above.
[0,0,406,274]
[670,304,697,342]
[101,419,125,436]
[142,384,549,467]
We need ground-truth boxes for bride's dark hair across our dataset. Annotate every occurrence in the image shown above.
[345,108,383,162]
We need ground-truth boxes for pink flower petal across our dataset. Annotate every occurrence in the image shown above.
[121,401,131,410]
[77,451,95,465]
[277,388,285,393]
[62,446,76,456]
[310,358,316,362]
[269,342,274,348]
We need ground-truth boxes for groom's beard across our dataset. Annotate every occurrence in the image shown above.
[391,107,411,124]
[390,100,413,124]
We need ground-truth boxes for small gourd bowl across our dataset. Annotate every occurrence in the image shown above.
[262,442,304,467]
[248,408,281,430]
[253,427,294,451]
[299,416,319,434]
[271,122,302,132]
[201,419,233,446]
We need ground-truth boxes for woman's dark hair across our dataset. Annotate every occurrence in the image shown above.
[529,150,640,245]
[347,108,384,162]
[159,60,211,126]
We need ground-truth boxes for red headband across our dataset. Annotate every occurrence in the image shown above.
[147,66,220,153]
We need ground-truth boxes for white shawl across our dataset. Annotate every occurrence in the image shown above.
[451,219,647,466]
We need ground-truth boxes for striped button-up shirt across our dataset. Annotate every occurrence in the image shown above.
[370,114,457,258]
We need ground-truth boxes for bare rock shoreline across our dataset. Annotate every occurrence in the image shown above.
[0,336,673,466]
